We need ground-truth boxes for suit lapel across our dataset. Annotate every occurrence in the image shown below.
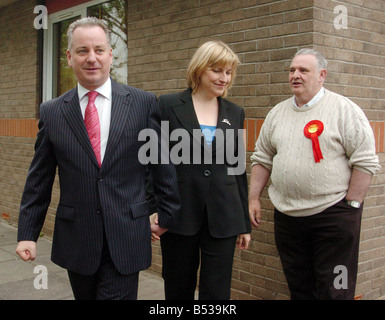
[61,88,100,167]
[170,89,207,151]
[101,80,132,169]
[170,89,201,138]
[212,97,232,151]
[171,90,237,152]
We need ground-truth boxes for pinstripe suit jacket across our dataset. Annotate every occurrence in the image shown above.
[17,79,180,275]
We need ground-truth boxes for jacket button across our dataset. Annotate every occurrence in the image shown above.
[204,169,211,177]
[96,209,102,215]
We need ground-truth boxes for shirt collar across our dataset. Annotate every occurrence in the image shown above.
[78,77,112,101]
[293,87,325,108]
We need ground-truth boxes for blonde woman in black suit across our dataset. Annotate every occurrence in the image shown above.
[154,40,251,300]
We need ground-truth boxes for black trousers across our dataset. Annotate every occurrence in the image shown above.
[160,220,237,300]
[67,236,139,300]
[274,199,363,300]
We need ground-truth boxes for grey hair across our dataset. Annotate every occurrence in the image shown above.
[67,17,111,50]
[294,48,328,70]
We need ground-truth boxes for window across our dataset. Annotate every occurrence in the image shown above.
[88,1,128,85]
[43,0,128,101]
[52,16,80,97]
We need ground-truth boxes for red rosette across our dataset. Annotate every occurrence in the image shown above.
[304,120,324,163]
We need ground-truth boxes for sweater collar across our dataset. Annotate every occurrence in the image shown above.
[293,87,325,109]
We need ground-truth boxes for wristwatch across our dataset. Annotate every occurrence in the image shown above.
[345,200,361,208]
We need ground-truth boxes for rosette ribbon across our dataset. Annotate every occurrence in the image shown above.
[304,120,324,163]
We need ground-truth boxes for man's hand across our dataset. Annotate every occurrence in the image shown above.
[16,241,37,261]
[345,168,373,204]
[249,198,262,228]
[248,164,271,228]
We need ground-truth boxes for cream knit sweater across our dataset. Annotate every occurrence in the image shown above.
[251,89,380,217]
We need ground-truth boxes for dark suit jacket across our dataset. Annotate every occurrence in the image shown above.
[17,79,180,275]
[158,88,251,238]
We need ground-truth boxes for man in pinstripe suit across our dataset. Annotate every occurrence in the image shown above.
[16,17,180,300]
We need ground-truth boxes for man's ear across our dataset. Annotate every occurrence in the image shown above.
[319,69,327,82]
[67,49,72,67]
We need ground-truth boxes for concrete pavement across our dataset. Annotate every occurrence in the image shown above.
[0,221,165,300]
[2,221,384,301]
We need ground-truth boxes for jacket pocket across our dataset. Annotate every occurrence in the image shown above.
[130,200,149,219]
[56,205,75,221]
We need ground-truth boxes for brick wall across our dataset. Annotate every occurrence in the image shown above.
[1,0,384,300]
[0,0,58,236]
[0,0,39,224]
[0,0,39,119]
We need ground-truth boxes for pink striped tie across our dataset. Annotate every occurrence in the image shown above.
[84,91,101,167]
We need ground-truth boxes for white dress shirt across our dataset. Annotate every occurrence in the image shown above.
[78,78,112,164]
[293,87,325,108]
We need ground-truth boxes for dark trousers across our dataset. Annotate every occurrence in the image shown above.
[160,220,237,300]
[67,236,139,300]
[274,199,363,300]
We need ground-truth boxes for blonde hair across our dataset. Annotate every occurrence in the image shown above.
[186,40,240,97]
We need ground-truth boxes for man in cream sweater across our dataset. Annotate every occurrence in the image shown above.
[249,49,380,300]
